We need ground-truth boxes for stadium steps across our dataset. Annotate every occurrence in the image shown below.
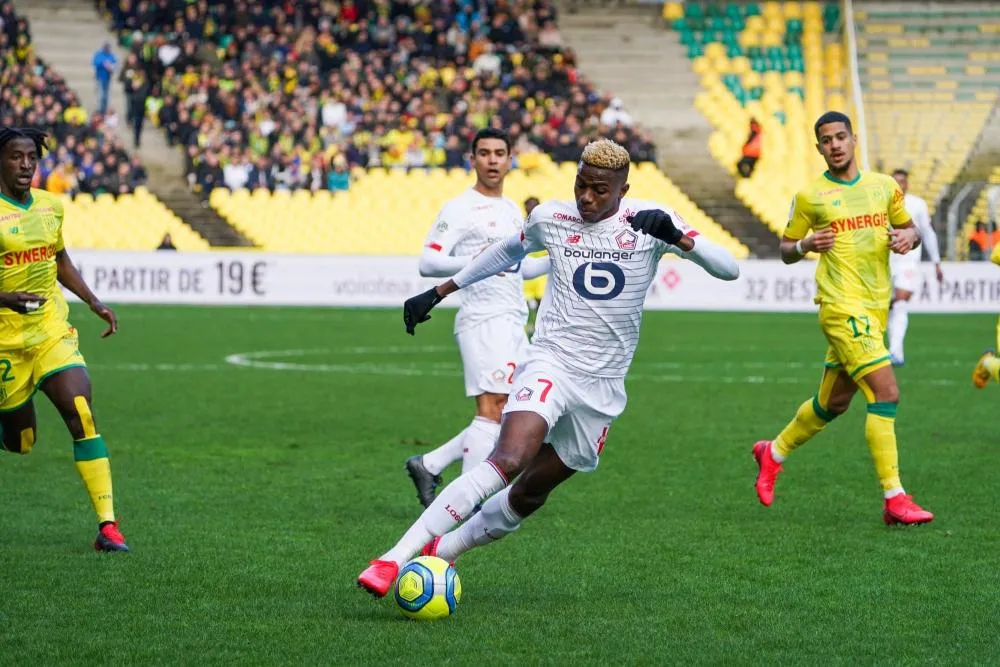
[13,0,175,167]
[558,6,777,257]
[154,184,255,248]
[15,0,255,248]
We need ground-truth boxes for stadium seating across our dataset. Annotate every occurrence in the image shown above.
[209,164,750,258]
[0,0,145,196]
[61,187,210,251]
[98,0,658,197]
[0,0,210,251]
[668,1,849,236]
[855,1,1000,215]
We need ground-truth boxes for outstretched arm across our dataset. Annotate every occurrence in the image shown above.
[56,250,118,337]
[663,234,739,280]
[418,247,474,278]
[519,254,550,280]
[628,209,739,280]
[403,234,531,335]
[446,233,529,295]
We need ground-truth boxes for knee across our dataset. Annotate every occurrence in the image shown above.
[825,393,853,416]
[875,385,900,405]
[3,427,36,454]
[62,396,97,441]
[477,401,504,424]
[488,448,526,482]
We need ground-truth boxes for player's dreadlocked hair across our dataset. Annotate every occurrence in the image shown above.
[0,126,49,157]
[580,138,630,172]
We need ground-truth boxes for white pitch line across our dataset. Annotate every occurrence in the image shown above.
[83,347,966,388]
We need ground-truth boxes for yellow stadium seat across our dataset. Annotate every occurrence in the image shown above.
[61,193,210,251]
[210,165,750,258]
[662,2,683,21]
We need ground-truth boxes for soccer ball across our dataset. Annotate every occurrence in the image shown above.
[393,556,462,620]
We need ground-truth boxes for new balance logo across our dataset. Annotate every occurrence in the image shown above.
[566,234,581,244]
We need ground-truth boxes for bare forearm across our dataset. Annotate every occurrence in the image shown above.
[780,239,805,264]
[56,252,99,306]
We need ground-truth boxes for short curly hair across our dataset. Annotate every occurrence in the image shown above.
[580,138,630,172]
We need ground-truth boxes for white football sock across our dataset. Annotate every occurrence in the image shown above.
[380,460,508,565]
[436,486,522,562]
[461,417,501,474]
[421,427,468,476]
[888,301,908,361]
[884,487,905,499]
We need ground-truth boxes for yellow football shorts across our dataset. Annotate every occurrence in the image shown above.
[0,328,86,411]
[820,304,891,380]
[524,275,547,302]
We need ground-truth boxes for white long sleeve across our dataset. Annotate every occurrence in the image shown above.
[520,255,550,280]
[418,248,473,277]
[664,235,740,280]
[912,204,941,263]
[454,234,528,289]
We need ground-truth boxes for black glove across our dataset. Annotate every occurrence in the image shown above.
[403,287,444,335]
[628,209,683,245]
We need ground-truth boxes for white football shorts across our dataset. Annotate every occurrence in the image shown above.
[502,349,627,472]
[456,317,529,397]
[890,251,920,293]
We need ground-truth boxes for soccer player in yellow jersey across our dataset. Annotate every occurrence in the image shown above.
[972,244,1000,388]
[0,127,127,551]
[752,111,934,526]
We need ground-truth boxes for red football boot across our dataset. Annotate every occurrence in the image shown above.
[883,494,934,526]
[752,440,783,507]
[421,536,457,566]
[421,536,441,558]
[357,560,399,598]
[94,521,129,552]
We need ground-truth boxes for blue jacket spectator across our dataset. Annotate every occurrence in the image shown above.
[92,42,116,115]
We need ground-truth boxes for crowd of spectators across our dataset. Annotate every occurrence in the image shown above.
[0,1,147,197]
[97,0,658,195]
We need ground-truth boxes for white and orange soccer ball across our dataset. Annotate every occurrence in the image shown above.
[393,556,462,620]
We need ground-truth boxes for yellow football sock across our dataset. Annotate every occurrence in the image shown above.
[773,369,840,459]
[74,435,115,524]
[865,403,902,493]
[773,397,833,458]
[984,357,1000,383]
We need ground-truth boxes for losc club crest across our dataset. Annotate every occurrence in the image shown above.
[515,386,534,401]
[615,229,637,250]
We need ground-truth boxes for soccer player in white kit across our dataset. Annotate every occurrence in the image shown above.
[358,139,740,597]
[404,129,550,507]
[887,169,943,366]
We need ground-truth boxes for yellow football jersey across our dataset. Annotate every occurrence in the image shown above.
[784,171,910,311]
[0,189,71,350]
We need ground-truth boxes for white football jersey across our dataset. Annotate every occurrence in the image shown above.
[423,188,527,333]
[520,198,697,378]
[890,193,939,272]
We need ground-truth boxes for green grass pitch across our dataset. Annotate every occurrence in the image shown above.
[1,305,997,664]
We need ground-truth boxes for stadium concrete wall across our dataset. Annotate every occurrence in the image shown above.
[67,251,1000,313]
